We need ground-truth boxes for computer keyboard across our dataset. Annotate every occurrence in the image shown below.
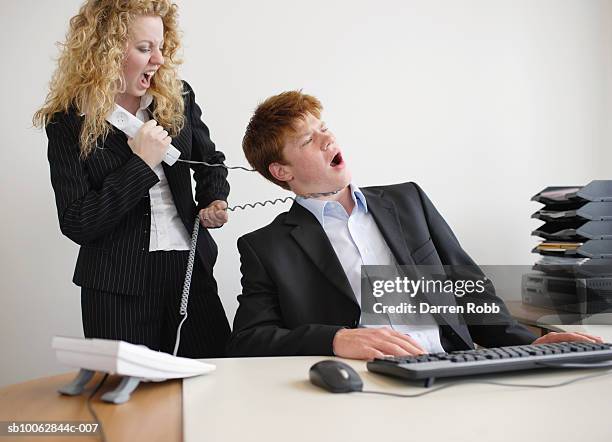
[367,342,612,387]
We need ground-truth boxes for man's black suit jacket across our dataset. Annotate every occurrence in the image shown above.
[227,182,536,356]
[46,81,229,296]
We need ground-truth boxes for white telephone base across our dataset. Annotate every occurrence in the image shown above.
[52,336,215,404]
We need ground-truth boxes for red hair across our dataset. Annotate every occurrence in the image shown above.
[243,91,322,189]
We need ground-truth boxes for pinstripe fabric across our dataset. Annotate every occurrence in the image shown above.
[81,252,230,357]
[46,81,231,356]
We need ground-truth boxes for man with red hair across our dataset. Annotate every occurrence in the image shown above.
[226,91,602,359]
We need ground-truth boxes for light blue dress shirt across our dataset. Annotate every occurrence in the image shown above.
[296,184,445,353]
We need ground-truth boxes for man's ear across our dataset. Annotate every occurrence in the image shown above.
[269,162,292,183]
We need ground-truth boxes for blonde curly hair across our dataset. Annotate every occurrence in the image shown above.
[33,0,184,157]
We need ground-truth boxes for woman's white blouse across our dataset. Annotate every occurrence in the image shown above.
[135,94,191,251]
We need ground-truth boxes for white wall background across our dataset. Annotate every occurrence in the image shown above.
[1,0,610,387]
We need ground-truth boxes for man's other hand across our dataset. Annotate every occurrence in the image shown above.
[533,331,604,345]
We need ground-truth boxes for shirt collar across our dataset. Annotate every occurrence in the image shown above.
[353,184,368,212]
[83,93,153,117]
[296,184,368,227]
[139,93,153,111]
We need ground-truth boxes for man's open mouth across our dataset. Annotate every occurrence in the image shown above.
[330,152,343,167]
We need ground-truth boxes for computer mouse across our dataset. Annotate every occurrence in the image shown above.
[309,360,364,393]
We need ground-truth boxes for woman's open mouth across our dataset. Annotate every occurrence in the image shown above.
[139,71,155,88]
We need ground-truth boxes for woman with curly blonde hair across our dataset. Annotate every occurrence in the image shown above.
[34,0,231,357]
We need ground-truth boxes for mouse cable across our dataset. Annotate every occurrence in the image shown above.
[357,368,612,398]
[85,372,109,442]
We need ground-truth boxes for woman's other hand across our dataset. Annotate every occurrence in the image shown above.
[199,200,229,228]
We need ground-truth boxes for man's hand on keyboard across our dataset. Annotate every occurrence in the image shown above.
[332,328,427,360]
[533,331,604,345]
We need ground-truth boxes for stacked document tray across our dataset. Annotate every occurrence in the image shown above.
[531,181,612,259]
[523,181,612,314]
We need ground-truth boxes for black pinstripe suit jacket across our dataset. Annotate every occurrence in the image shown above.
[46,81,230,296]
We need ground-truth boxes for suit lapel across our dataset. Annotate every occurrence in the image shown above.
[362,188,415,266]
[286,203,358,305]
[363,188,474,348]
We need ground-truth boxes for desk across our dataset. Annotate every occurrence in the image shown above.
[1,359,611,442]
[2,328,612,442]
[0,373,180,442]
[184,356,612,442]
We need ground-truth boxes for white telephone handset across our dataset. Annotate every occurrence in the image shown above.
[106,104,181,165]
